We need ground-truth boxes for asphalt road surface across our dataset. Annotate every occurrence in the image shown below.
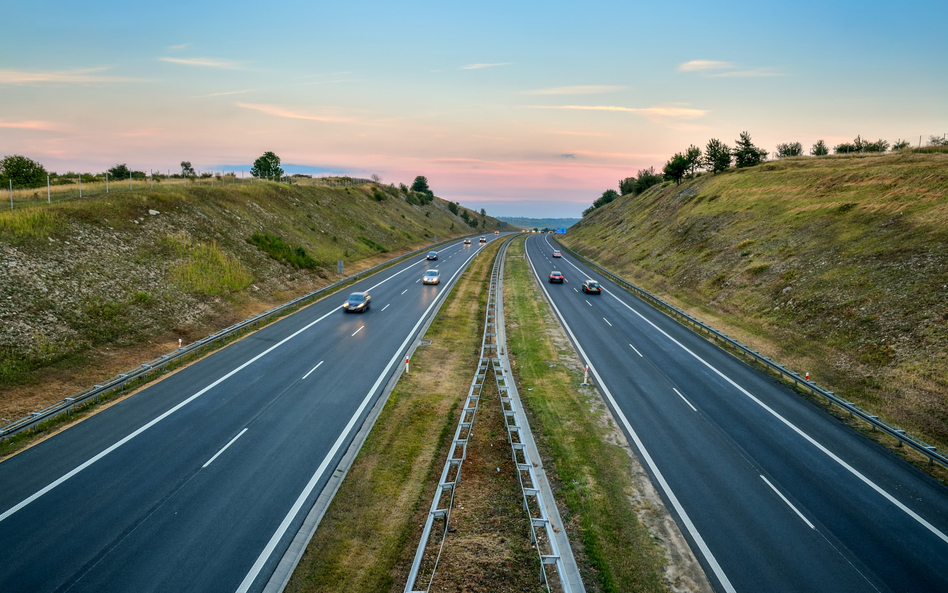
[526,233,948,593]
[0,234,504,593]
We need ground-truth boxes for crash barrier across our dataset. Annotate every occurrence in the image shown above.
[552,238,948,470]
[404,236,583,593]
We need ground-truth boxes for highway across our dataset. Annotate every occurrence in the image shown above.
[524,233,948,593]
[0,234,504,593]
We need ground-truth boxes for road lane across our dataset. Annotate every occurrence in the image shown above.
[0,235,505,593]
[525,233,948,592]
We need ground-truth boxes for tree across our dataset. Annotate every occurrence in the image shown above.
[634,167,663,193]
[619,176,636,195]
[732,131,768,168]
[662,153,689,185]
[411,175,432,195]
[810,140,829,156]
[685,145,702,176]
[582,189,620,216]
[704,139,731,174]
[250,152,284,178]
[370,173,382,183]
[480,208,486,217]
[776,142,803,158]
[108,163,131,179]
[892,139,910,151]
[0,154,48,188]
[929,135,948,147]
[180,161,196,177]
[471,218,479,228]
[448,201,459,215]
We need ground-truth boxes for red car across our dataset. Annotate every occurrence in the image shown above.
[581,280,601,294]
[549,271,564,283]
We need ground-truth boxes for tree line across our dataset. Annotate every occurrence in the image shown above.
[582,132,948,216]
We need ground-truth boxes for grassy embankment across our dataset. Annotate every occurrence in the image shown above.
[285,237,703,593]
[563,152,948,469]
[0,180,497,431]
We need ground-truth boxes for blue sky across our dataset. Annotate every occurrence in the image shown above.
[1,1,946,217]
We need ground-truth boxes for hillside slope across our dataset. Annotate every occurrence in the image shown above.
[0,181,498,420]
[562,153,948,454]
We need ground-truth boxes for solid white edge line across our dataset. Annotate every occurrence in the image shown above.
[673,388,697,412]
[302,361,324,380]
[761,475,815,530]
[234,242,485,593]
[352,326,364,337]
[629,343,643,357]
[203,429,249,469]
[524,235,737,593]
[548,228,948,547]
[0,251,441,524]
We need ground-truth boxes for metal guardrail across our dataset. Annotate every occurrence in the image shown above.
[0,236,473,443]
[405,236,582,593]
[552,237,948,470]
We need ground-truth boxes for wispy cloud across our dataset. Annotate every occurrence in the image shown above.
[0,119,61,131]
[160,57,243,69]
[168,43,191,50]
[237,103,356,123]
[710,69,781,78]
[678,60,734,72]
[196,89,258,98]
[460,62,510,70]
[560,154,576,159]
[549,130,611,137]
[679,60,781,77]
[521,85,623,95]
[0,67,139,84]
[528,105,707,119]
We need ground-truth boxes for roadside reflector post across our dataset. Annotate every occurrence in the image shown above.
[405,356,410,375]
[582,365,589,386]
[805,372,810,381]
[178,338,183,349]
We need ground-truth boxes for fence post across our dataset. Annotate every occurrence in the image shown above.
[106,172,109,193]
[79,176,82,198]
[47,174,51,203]
[9,179,12,210]
[129,170,132,190]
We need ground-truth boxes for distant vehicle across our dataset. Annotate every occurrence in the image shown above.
[581,280,601,294]
[427,250,438,260]
[464,238,472,245]
[549,271,564,283]
[494,230,500,235]
[479,237,487,243]
[343,291,371,313]
[423,269,441,285]
[552,250,561,258]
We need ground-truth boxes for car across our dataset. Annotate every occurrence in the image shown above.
[423,269,441,285]
[427,250,438,260]
[343,291,371,312]
[581,280,601,294]
[464,238,471,245]
[494,230,500,235]
[552,250,561,258]
[549,271,564,283]
[479,237,486,243]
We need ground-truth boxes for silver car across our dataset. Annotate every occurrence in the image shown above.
[423,269,441,285]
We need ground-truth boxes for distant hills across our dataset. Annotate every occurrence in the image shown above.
[498,217,580,231]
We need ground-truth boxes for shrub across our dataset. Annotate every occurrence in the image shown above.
[810,140,829,156]
[776,142,803,158]
[358,236,389,252]
[247,232,321,269]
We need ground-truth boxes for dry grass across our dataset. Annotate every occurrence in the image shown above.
[564,151,948,471]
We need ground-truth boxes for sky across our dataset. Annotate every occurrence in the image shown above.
[1,1,946,218]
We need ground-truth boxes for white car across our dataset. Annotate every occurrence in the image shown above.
[423,269,441,285]
[552,250,561,258]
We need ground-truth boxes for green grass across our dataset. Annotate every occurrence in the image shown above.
[564,151,948,456]
[504,237,668,592]
[171,241,253,296]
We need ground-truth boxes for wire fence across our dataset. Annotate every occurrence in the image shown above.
[3,172,376,210]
